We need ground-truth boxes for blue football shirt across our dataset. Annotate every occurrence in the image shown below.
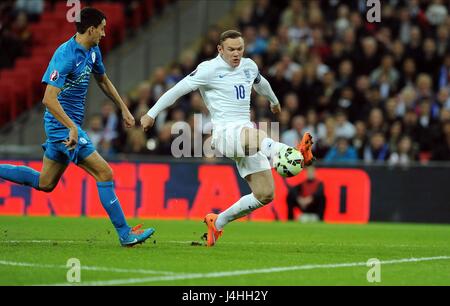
[42,35,106,142]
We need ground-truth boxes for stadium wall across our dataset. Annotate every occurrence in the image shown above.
[0,160,448,224]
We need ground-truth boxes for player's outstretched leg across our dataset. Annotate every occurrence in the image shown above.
[78,152,155,247]
[0,164,41,189]
[204,170,273,247]
[0,156,67,192]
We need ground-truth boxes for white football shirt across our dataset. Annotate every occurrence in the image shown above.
[184,54,260,127]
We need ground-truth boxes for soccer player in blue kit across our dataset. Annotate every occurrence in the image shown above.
[0,8,155,247]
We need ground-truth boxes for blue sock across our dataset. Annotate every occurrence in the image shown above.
[0,164,40,189]
[97,181,131,240]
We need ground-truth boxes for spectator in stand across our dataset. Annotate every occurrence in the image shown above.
[418,38,441,84]
[100,102,119,156]
[281,115,305,148]
[364,132,390,163]
[356,37,382,76]
[334,110,356,139]
[125,128,150,154]
[15,0,43,22]
[9,11,31,55]
[387,120,404,154]
[370,54,400,99]
[283,92,300,116]
[396,86,417,117]
[389,135,418,166]
[286,166,326,222]
[437,53,450,90]
[324,137,358,163]
[316,116,337,159]
[398,57,418,90]
[303,108,325,150]
[86,115,105,150]
[131,82,151,121]
[367,108,388,136]
[352,120,368,159]
[416,73,434,100]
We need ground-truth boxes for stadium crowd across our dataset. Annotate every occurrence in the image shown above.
[0,0,38,69]
[3,0,450,163]
[94,0,450,164]
[0,0,168,69]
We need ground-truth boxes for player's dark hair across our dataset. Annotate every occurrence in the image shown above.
[75,8,106,34]
[219,30,242,45]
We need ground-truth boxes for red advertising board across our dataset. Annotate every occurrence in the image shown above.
[0,161,371,223]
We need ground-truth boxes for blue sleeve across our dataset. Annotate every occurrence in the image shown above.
[92,47,106,75]
[42,47,74,89]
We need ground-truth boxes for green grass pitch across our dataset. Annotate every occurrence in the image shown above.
[0,216,449,286]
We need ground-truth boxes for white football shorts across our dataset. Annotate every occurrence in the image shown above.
[211,122,272,178]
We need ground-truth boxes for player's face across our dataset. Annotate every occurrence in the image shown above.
[90,19,106,45]
[218,37,245,68]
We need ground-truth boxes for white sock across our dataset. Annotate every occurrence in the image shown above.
[260,137,289,160]
[215,194,264,230]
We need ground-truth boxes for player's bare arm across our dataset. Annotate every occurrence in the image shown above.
[94,73,135,128]
[42,84,78,149]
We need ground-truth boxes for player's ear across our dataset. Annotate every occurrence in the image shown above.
[217,44,223,54]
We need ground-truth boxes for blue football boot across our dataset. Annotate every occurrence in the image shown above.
[120,224,155,247]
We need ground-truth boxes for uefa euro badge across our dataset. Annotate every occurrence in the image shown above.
[50,70,59,82]
[91,52,96,64]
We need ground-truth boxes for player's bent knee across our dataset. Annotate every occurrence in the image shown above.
[39,182,58,193]
[254,190,274,205]
[97,166,114,182]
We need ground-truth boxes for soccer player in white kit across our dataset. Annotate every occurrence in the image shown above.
[141,30,314,246]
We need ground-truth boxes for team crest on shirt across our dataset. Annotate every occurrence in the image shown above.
[50,70,59,82]
[244,69,251,80]
[91,52,96,63]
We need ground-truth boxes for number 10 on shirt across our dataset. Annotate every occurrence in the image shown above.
[234,85,245,100]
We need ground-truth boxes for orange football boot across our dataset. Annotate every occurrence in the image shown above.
[203,213,223,247]
[297,132,315,167]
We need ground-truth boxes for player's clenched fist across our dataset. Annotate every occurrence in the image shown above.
[122,109,135,128]
[140,114,155,132]
[270,104,281,114]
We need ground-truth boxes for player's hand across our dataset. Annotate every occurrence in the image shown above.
[63,127,78,150]
[122,109,135,128]
[270,104,281,114]
[140,114,155,132]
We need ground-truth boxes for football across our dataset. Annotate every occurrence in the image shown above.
[273,146,304,177]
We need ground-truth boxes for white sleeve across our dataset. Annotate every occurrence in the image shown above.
[253,73,280,106]
[183,61,212,91]
[147,62,212,118]
[146,78,192,119]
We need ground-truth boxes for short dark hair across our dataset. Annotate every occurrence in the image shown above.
[75,8,106,34]
[219,30,242,45]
